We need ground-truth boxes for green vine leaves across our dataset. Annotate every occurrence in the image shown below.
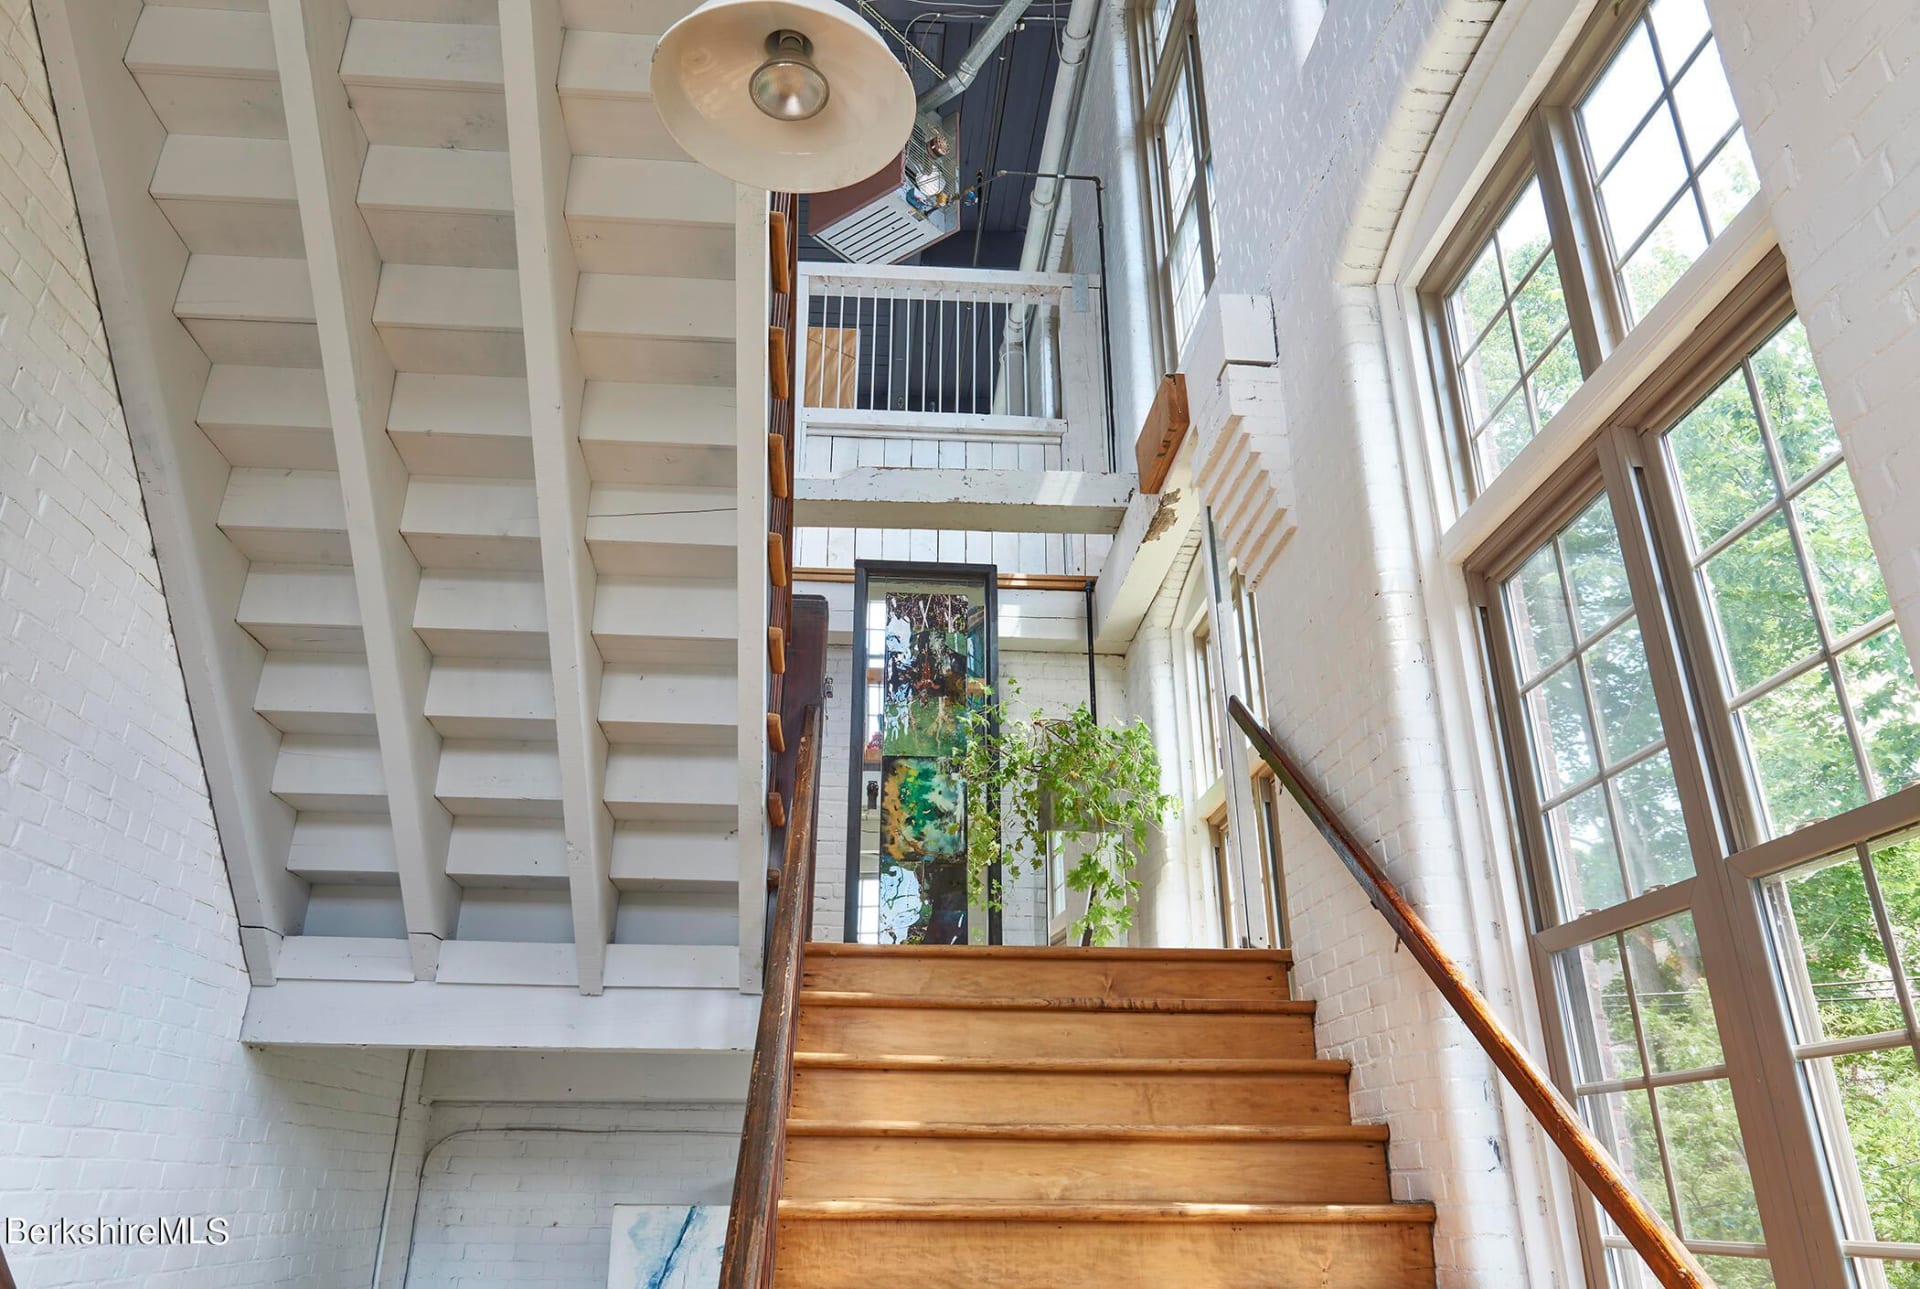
[944,682,1177,946]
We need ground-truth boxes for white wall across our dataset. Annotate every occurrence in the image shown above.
[0,2,409,1284]
[1066,0,1537,1282]
[398,1102,742,1289]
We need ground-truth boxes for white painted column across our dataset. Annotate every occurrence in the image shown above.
[736,188,772,991]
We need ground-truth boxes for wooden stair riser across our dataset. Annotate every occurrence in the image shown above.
[796,1006,1317,1061]
[802,952,1291,1001]
[773,1218,1437,1289]
[790,1067,1354,1128]
[780,1135,1391,1205]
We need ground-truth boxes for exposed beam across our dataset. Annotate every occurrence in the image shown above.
[499,0,616,995]
[1093,443,1202,650]
[270,0,458,979]
[36,0,303,984]
[793,469,1135,533]
[736,187,771,994]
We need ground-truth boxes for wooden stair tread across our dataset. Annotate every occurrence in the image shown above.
[786,1120,1390,1142]
[806,942,1293,964]
[779,1199,1436,1224]
[800,990,1313,1014]
[792,1053,1349,1075]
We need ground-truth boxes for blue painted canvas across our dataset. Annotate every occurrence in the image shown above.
[607,1205,726,1289]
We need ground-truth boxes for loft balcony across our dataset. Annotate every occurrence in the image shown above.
[789,262,1135,580]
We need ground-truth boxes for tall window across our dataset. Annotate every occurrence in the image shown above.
[1425,0,1759,496]
[1475,263,1920,1287]
[1138,0,1217,351]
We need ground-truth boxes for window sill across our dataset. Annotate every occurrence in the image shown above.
[1439,199,1778,569]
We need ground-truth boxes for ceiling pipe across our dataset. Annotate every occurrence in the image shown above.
[916,0,1038,113]
[1018,0,1100,271]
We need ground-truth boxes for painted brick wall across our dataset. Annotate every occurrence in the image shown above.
[1067,1,1531,1282]
[1710,0,1920,661]
[0,2,409,1283]
[811,641,1129,944]
[399,1103,743,1289]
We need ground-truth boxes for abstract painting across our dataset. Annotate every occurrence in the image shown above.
[606,1205,725,1289]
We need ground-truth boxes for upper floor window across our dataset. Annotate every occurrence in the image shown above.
[1424,0,1760,496]
[1138,0,1217,352]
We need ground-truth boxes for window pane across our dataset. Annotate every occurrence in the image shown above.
[1700,512,1820,693]
[1581,1088,1675,1226]
[1512,256,1568,368]
[1550,782,1627,915]
[1562,934,1644,1082]
[1531,333,1584,425]
[1671,47,1740,160]
[1739,665,1867,834]
[1873,832,1920,988]
[1614,750,1693,892]
[1750,320,1841,482]
[1796,465,1892,638]
[1451,241,1506,344]
[1510,544,1575,678]
[1838,627,1920,796]
[1648,0,1712,65]
[1626,910,1722,1072]
[1529,662,1600,794]
[1667,369,1776,551]
[1562,496,1634,639]
[1589,620,1662,761]
[1478,395,1535,478]
[1500,181,1553,282]
[1696,1256,1776,1289]
[1806,1048,1920,1245]
[1766,853,1903,1044]
[1658,1078,1764,1242]
[1853,1260,1920,1289]
[1698,131,1760,234]
[1162,76,1196,208]
[1463,311,1524,420]
[1583,25,1662,172]
[1602,114,1690,253]
[1621,197,1711,321]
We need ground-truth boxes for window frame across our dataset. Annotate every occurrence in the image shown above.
[1135,0,1218,360]
[1420,0,1765,504]
[1469,251,1920,1288]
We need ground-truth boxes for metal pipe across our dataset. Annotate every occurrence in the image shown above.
[1017,0,1099,272]
[917,0,1037,113]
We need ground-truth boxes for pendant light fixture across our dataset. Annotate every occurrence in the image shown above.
[652,0,916,193]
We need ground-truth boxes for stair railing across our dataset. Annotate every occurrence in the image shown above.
[1226,696,1716,1289]
[720,697,823,1289]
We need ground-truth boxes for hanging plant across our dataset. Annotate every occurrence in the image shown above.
[946,684,1176,946]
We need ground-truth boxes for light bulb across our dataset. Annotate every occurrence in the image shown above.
[750,30,829,121]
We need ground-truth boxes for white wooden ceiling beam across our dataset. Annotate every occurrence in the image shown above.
[793,468,1137,533]
[270,0,459,980]
[500,0,617,995]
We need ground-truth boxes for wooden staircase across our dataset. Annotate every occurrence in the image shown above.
[771,943,1437,1289]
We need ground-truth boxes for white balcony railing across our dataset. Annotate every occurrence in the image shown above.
[792,262,1113,576]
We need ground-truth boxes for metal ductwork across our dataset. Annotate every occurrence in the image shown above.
[916,0,1036,113]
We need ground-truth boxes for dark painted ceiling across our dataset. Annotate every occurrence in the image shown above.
[798,0,1064,268]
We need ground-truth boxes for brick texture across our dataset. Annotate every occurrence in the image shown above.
[0,2,408,1284]
[1711,0,1920,661]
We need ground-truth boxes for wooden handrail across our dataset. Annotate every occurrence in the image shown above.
[720,701,822,1289]
[0,1245,14,1289]
[1226,697,1715,1289]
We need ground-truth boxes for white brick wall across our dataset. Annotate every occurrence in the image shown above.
[0,2,409,1283]
[811,642,1129,945]
[1065,1,1531,1282]
[1710,0,1920,663]
[399,1103,742,1289]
